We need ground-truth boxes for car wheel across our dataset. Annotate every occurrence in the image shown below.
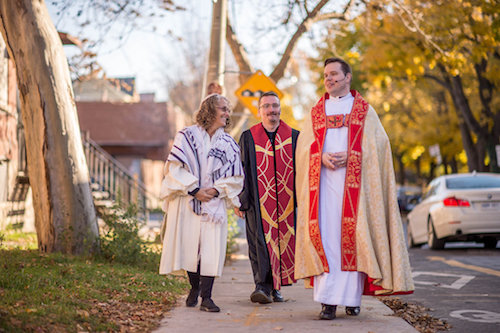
[407,226,418,248]
[427,217,445,250]
[483,238,498,249]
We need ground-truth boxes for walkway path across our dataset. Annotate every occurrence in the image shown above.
[154,236,417,333]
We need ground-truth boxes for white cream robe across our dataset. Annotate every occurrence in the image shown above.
[295,92,414,297]
[313,94,365,306]
[159,127,243,277]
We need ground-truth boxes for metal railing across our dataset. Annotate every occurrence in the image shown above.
[82,134,159,216]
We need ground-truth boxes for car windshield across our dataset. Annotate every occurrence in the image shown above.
[446,175,500,189]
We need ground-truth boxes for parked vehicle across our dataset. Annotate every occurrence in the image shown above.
[407,172,500,249]
[397,185,422,213]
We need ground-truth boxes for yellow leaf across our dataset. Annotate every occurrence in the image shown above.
[458,151,468,164]
[411,146,425,160]
[347,50,360,59]
[471,7,483,21]
[383,102,391,112]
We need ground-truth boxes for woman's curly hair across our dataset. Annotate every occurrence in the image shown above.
[195,94,232,130]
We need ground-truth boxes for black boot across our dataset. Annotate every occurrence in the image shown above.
[345,306,361,316]
[271,289,284,302]
[200,276,220,312]
[186,270,200,307]
[319,304,337,320]
[250,285,272,304]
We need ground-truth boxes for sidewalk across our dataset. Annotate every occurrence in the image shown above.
[154,236,417,333]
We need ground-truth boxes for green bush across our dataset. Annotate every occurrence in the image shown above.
[226,210,240,258]
[97,204,160,271]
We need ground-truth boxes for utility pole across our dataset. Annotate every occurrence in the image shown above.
[206,0,227,92]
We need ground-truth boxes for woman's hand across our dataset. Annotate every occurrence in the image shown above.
[194,188,216,202]
[206,188,219,197]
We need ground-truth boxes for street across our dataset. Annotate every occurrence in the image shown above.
[400,241,500,333]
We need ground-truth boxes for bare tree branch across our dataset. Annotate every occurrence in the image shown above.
[422,73,448,89]
[270,0,357,82]
[392,0,446,56]
[226,16,254,85]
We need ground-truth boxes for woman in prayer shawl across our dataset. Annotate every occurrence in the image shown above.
[159,94,244,312]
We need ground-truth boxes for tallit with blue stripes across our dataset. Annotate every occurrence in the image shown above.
[167,125,243,222]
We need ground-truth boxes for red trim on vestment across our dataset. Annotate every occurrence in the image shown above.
[326,114,350,128]
[308,90,368,273]
[340,91,369,271]
[363,277,414,295]
[250,121,296,290]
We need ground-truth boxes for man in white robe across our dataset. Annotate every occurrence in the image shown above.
[314,92,366,311]
[294,58,414,320]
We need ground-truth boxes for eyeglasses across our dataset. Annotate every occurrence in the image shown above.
[259,103,280,109]
[216,106,231,113]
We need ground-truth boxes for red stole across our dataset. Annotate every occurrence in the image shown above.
[308,90,369,272]
[251,121,296,289]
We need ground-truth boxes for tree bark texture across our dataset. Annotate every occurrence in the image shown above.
[0,0,98,254]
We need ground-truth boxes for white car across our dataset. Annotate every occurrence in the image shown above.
[407,172,500,249]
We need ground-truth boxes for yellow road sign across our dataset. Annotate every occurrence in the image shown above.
[234,70,283,117]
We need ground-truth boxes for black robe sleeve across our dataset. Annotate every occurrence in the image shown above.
[238,129,272,287]
[238,130,256,212]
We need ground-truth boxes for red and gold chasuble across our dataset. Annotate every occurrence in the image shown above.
[250,121,296,290]
[308,90,368,273]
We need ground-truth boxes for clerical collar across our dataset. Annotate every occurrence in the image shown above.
[264,127,277,144]
[328,92,351,101]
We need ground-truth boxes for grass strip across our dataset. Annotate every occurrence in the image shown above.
[0,248,187,332]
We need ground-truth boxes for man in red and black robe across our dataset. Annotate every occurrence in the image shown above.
[235,91,299,304]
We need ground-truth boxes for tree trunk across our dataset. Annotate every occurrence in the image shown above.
[436,66,487,172]
[0,0,98,254]
[442,156,449,175]
[457,117,479,172]
[450,156,458,173]
[448,75,489,171]
[428,161,436,183]
[476,138,488,172]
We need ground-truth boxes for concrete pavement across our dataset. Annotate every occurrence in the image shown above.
[154,237,417,333]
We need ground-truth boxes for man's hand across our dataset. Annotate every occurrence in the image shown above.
[322,151,348,170]
[234,207,244,218]
[194,188,216,202]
